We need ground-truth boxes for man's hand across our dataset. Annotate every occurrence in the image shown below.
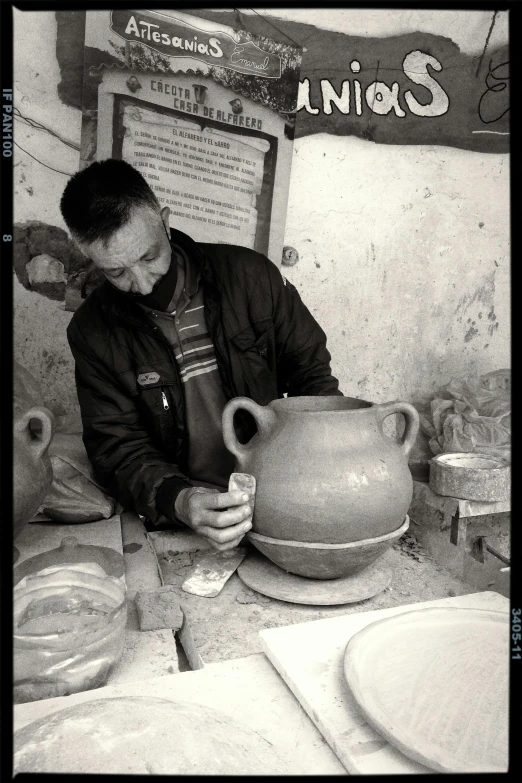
[175,487,253,551]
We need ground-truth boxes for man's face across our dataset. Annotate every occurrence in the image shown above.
[79,205,172,296]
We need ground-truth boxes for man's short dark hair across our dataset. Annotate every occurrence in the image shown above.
[60,158,160,245]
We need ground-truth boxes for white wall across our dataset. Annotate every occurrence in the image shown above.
[13,8,510,411]
[13,10,82,412]
[13,12,80,229]
[283,135,509,401]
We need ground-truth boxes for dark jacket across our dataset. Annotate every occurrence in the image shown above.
[67,228,342,524]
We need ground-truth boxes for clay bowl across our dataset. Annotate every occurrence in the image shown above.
[247,516,409,580]
[429,452,510,502]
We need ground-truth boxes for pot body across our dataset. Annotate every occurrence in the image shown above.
[248,517,410,579]
[223,396,419,555]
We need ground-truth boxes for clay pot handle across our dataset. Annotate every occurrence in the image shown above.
[222,397,276,468]
[16,406,54,460]
[375,401,420,457]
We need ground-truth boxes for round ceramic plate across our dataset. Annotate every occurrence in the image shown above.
[14,696,292,775]
[237,551,392,605]
[343,607,509,773]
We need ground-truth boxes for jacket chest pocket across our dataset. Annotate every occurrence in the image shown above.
[231,325,277,405]
[134,363,181,456]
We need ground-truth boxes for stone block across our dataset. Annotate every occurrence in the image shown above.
[134,586,184,632]
[44,240,74,270]
[26,255,67,285]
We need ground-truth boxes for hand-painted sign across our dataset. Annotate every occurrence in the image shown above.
[56,10,508,152]
[294,33,509,153]
[187,10,509,154]
[111,9,282,79]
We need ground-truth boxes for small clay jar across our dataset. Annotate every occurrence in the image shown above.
[13,536,126,586]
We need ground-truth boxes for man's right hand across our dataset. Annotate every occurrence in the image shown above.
[174,487,253,551]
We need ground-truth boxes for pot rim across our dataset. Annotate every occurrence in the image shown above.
[270,396,374,414]
[248,515,409,549]
[430,452,510,471]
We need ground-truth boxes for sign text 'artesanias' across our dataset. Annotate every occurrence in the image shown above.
[111,10,282,79]
[299,51,450,119]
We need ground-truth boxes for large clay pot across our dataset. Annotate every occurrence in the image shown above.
[13,362,54,541]
[222,396,419,578]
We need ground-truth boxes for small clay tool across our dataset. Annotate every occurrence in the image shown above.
[229,472,256,514]
[181,473,255,598]
[181,547,247,597]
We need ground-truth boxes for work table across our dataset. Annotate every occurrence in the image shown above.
[13,516,508,774]
[15,508,480,672]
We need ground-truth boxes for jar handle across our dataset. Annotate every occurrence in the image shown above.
[222,397,276,468]
[15,406,54,460]
[375,401,420,457]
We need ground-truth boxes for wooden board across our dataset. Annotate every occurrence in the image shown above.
[344,607,509,773]
[14,654,345,775]
[259,591,508,775]
[238,551,392,605]
[116,513,180,679]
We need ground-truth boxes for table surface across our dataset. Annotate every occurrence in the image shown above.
[260,590,509,775]
[16,511,485,676]
[14,517,346,773]
[145,525,477,665]
[13,653,345,775]
[13,519,508,774]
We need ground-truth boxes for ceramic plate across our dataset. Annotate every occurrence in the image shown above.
[343,607,509,773]
[238,551,392,605]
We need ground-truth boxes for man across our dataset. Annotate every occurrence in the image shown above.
[61,159,342,551]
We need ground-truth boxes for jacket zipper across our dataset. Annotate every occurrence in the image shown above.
[147,317,188,465]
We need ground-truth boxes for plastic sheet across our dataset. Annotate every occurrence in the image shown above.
[38,432,117,522]
[414,370,511,463]
[14,563,126,704]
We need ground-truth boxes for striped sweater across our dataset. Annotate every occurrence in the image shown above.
[139,247,235,489]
